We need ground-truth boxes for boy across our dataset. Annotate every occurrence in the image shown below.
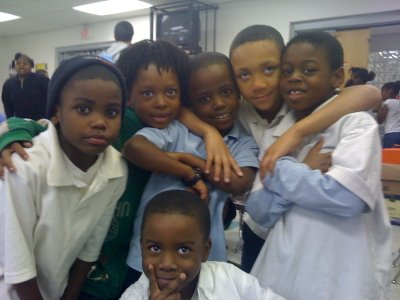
[120,189,285,300]
[123,52,259,280]
[0,56,128,299]
[246,31,392,300]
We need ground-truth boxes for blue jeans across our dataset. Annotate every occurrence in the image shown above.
[383,132,400,148]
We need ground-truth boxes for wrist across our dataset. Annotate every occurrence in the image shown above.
[181,167,203,187]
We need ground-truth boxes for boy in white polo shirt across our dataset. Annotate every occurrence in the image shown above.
[0,56,128,300]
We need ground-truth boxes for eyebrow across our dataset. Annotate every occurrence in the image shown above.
[144,239,196,245]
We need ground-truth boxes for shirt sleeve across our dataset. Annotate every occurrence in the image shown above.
[264,157,367,217]
[245,174,293,228]
[0,157,38,284]
[119,274,149,300]
[134,122,180,151]
[1,79,14,118]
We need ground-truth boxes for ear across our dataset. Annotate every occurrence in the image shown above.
[331,67,345,89]
[127,94,135,109]
[51,105,61,125]
[201,238,212,262]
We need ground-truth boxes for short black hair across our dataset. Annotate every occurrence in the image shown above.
[285,31,343,70]
[382,80,400,96]
[229,25,285,58]
[350,67,375,84]
[116,39,190,105]
[189,52,240,103]
[114,21,134,42]
[141,190,211,241]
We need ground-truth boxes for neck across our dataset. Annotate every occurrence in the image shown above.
[255,98,283,123]
[294,93,334,121]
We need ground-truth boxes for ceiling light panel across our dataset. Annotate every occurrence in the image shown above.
[0,11,20,22]
[73,0,152,16]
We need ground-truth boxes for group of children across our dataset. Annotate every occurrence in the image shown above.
[0,24,392,300]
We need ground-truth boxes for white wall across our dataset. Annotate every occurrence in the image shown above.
[1,0,400,114]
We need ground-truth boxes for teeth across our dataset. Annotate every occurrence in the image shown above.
[289,90,303,95]
[216,113,229,119]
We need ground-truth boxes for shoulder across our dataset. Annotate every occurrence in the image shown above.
[337,111,378,130]
[120,274,149,300]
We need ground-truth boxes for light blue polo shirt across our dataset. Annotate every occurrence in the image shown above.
[126,120,259,272]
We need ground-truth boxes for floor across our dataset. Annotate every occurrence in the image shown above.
[224,213,400,299]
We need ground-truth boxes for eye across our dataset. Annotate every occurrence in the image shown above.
[264,65,277,75]
[178,247,190,254]
[198,95,211,104]
[141,90,154,97]
[166,88,178,97]
[149,245,161,253]
[105,108,121,118]
[221,88,232,97]
[304,67,317,75]
[76,105,91,114]
[237,71,249,81]
[281,67,292,76]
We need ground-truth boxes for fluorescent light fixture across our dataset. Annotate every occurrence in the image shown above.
[73,0,151,16]
[0,12,20,22]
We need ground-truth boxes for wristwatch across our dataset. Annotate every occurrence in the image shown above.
[181,168,203,187]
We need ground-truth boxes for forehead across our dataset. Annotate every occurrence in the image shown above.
[142,213,204,240]
[191,63,233,84]
[231,40,281,68]
[283,42,328,64]
[16,56,30,63]
[135,64,178,85]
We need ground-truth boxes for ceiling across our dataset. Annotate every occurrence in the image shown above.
[0,0,237,37]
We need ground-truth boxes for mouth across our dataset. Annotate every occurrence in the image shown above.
[150,112,172,124]
[286,88,306,101]
[156,276,176,289]
[214,112,232,121]
[85,135,110,146]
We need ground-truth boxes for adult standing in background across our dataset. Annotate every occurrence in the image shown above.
[2,53,49,120]
[101,21,134,63]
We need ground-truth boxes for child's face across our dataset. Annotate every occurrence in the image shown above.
[54,78,122,169]
[230,40,282,115]
[15,56,32,76]
[129,64,181,129]
[141,213,210,299]
[280,42,344,118]
[381,87,394,101]
[189,63,239,136]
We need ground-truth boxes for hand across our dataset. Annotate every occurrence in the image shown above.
[0,141,32,178]
[187,180,209,203]
[303,139,332,173]
[260,127,302,179]
[204,128,242,183]
[148,264,185,300]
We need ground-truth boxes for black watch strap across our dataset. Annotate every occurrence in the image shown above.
[181,168,203,187]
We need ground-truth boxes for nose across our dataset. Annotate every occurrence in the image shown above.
[90,112,107,130]
[212,96,226,110]
[288,70,302,83]
[158,252,178,272]
[251,73,267,92]
[154,94,168,108]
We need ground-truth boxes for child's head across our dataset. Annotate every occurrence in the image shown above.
[188,52,240,136]
[381,81,400,100]
[141,190,211,299]
[114,20,134,42]
[15,53,34,77]
[47,55,127,169]
[116,39,190,129]
[280,31,344,120]
[229,25,285,121]
[348,67,375,85]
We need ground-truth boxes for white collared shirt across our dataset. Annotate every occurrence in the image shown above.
[120,261,285,300]
[0,123,127,300]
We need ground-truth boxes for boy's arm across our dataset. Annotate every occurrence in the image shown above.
[14,278,43,300]
[265,157,366,217]
[167,152,256,195]
[0,117,48,175]
[61,259,93,300]
[260,84,381,178]
[123,135,208,200]
[377,103,388,124]
[2,81,14,118]
[177,107,242,182]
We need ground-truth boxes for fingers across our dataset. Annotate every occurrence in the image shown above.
[211,155,221,182]
[1,148,17,172]
[310,138,324,153]
[259,150,276,180]
[13,142,30,160]
[148,264,159,293]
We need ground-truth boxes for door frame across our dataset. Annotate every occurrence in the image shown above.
[290,10,400,37]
